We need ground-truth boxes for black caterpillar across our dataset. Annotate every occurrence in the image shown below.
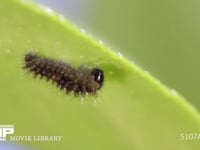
[23,51,104,96]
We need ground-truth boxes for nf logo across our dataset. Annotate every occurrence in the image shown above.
[0,125,14,141]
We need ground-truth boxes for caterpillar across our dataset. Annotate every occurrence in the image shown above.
[23,51,104,96]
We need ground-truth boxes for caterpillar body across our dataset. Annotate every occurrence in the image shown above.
[23,51,104,96]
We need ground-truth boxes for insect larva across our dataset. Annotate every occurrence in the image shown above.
[23,51,104,96]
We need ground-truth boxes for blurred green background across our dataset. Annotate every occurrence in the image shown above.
[34,0,200,110]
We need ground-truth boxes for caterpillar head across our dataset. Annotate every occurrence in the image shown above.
[91,68,104,90]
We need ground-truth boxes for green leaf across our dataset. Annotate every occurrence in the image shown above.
[90,0,200,109]
[0,0,200,149]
